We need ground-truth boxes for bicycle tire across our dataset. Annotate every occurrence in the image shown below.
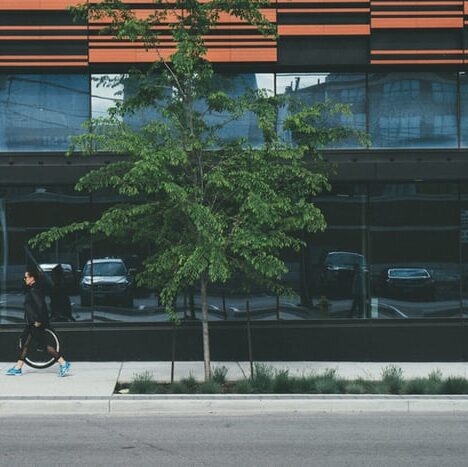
[19,328,61,369]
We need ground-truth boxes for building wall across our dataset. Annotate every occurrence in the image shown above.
[2,1,468,68]
[2,1,468,360]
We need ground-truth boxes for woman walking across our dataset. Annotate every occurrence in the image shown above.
[5,268,71,377]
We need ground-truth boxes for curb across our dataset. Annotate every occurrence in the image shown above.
[2,395,468,414]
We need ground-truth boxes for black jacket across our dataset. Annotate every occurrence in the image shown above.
[24,283,49,325]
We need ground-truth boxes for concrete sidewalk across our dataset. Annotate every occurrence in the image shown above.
[2,361,468,414]
[4,361,468,397]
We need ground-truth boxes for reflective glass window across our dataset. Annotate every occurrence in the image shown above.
[202,73,274,148]
[91,74,121,119]
[296,184,369,319]
[92,74,166,129]
[369,72,458,148]
[0,74,90,152]
[276,73,366,148]
[459,72,468,147]
[383,79,420,98]
[369,182,460,319]
[459,183,468,316]
[92,73,274,148]
[0,186,93,323]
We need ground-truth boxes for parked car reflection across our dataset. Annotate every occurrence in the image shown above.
[80,258,134,308]
[381,267,435,301]
[320,251,367,296]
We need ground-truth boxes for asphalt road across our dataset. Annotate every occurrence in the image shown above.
[1,413,468,466]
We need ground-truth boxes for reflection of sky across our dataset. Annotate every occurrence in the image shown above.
[91,74,124,118]
[255,74,274,95]
[91,74,274,118]
[276,73,329,94]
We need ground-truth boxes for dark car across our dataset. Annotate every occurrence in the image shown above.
[320,251,367,296]
[382,267,435,300]
[80,258,134,308]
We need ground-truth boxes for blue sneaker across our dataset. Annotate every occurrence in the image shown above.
[5,367,22,376]
[59,361,71,377]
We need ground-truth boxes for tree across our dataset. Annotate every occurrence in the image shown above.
[30,0,364,380]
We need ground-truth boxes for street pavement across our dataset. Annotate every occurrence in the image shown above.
[2,413,468,466]
[2,362,468,414]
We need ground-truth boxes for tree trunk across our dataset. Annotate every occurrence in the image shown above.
[200,276,211,381]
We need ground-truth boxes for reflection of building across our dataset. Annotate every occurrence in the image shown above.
[0,75,89,152]
[280,72,460,148]
[280,73,366,148]
[118,73,266,146]
[3,2,468,360]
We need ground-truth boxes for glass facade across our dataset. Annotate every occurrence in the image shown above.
[5,71,468,150]
[368,183,460,318]
[1,182,467,324]
[459,73,468,148]
[200,73,274,147]
[0,75,89,152]
[276,73,367,148]
[91,73,274,147]
[1,71,468,325]
[369,72,458,148]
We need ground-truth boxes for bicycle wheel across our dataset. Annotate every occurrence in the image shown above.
[19,328,61,369]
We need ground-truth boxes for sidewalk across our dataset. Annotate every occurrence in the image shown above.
[2,361,468,414]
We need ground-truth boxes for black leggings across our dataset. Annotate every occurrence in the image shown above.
[18,325,62,362]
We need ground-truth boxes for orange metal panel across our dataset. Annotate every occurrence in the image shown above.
[89,42,273,49]
[91,8,276,24]
[371,17,463,28]
[217,10,276,23]
[89,9,181,23]
[0,0,80,9]
[0,61,88,66]
[89,48,173,62]
[206,48,277,62]
[278,24,370,35]
[90,46,276,63]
